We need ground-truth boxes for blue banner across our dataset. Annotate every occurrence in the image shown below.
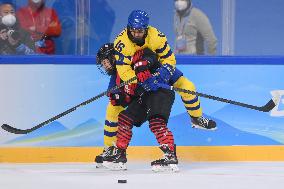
[0,59,283,146]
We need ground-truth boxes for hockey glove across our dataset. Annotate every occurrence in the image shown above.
[156,64,175,83]
[124,83,137,96]
[109,93,131,107]
[140,76,159,92]
[134,60,152,82]
[133,77,171,99]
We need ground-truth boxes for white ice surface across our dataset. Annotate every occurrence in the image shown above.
[1,162,284,189]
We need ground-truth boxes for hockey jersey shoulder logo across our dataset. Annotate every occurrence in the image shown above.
[148,26,165,38]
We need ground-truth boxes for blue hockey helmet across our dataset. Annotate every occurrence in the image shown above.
[127,10,149,30]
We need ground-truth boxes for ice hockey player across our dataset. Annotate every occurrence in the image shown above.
[96,43,179,172]
[113,9,216,131]
[94,43,126,168]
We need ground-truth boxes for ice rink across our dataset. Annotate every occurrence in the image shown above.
[1,162,284,189]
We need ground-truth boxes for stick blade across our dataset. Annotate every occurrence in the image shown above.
[260,99,276,112]
[1,124,29,134]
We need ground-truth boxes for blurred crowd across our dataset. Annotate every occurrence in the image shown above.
[0,0,61,55]
[0,0,217,56]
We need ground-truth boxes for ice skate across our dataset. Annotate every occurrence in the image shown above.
[191,116,217,130]
[102,146,127,171]
[151,144,179,173]
[94,146,115,168]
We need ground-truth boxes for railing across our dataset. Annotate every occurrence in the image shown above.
[1,55,284,65]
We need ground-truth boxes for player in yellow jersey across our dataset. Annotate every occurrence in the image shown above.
[113,10,216,130]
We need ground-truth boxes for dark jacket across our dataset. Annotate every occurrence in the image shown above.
[0,23,35,55]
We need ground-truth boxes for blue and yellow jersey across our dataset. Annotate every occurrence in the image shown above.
[107,71,125,94]
[113,26,176,82]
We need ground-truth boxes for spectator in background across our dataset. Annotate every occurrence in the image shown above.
[17,0,62,54]
[0,2,35,55]
[174,0,217,55]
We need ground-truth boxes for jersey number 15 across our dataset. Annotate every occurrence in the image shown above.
[115,40,125,52]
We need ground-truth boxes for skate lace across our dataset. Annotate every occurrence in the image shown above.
[158,144,176,162]
[102,147,114,156]
[158,151,175,162]
[164,153,173,161]
[197,116,209,127]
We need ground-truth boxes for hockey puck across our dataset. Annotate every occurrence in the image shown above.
[118,179,127,183]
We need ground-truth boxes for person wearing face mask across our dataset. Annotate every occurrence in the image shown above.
[174,0,217,55]
[16,0,62,54]
[0,2,35,55]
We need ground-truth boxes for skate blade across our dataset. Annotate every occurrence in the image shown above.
[102,161,127,171]
[95,163,104,169]
[151,164,179,173]
[191,124,217,131]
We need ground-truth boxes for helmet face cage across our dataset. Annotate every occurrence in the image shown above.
[97,57,115,75]
[96,43,116,75]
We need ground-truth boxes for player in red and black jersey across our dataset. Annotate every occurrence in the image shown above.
[96,43,178,172]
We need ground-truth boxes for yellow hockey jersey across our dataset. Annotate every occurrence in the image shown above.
[113,26,176,82]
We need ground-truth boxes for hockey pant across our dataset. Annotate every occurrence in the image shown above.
[116,88,176,151]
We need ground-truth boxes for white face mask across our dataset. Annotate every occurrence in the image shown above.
[1,14,16,27]
[175,0,188,11]
[32,0,42,3]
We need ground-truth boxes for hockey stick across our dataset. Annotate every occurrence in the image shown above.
[1,77,137,134]
[2,77,278,134]
[163,85,278,112]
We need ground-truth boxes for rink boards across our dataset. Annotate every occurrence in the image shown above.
[1,146,284,163]
[0,56,284,162]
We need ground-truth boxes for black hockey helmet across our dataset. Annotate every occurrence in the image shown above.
[96,43,116,75]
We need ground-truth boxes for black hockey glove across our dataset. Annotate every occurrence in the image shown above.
[109,93,131,107]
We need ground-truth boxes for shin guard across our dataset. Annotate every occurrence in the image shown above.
[149,117,175,151]
[116,113,133,149]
